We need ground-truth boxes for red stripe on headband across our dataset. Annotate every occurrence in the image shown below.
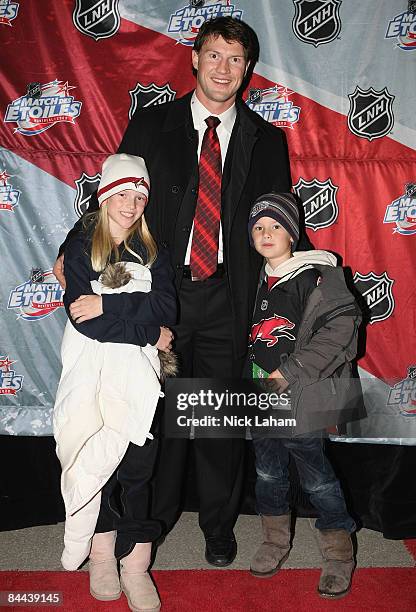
[97,177,149,198]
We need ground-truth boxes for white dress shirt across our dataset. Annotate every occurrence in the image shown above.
[184,92,237,265]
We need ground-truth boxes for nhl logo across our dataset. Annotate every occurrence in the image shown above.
[293,177,339,231]
[348,86,395,141]
[30,268,44,283]
[129,83,177,120]
[248,89,262,104]
[292,0,342,47]
[26,82,41,99]
[405,182,416,198]
[408,366,416,380]
[73,0,120,41]
[74,172,101,218]
[353,271,395,324]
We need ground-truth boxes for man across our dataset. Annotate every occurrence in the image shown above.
[55,17,306,567]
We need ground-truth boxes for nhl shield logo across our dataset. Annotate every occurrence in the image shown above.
[348,86,395,141]
[73,0,120,41]
[292,0,342,47]
[353,271,395,324]
[293,177,338,230]
[74,172,101,217]
[128,83,177,120]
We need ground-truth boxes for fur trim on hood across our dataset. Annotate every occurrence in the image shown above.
[100,262,178,381]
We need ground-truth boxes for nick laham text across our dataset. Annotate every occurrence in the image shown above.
[177,415,296,428]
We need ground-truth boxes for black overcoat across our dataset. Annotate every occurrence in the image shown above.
[117,91,292,364]
[62,91,294,367]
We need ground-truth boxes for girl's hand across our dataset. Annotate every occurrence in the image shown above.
[156,326,174,352]
[70,295,103,323]
[268,368,289,391]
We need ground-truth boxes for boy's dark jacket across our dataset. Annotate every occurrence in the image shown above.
[251,250,364,435]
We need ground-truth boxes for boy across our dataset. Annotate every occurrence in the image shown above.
[248,192,360,599]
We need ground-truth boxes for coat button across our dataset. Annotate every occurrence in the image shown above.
[171,185,179,194]
[191,187,197,194]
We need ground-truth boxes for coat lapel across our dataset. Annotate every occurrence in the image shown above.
[160,93,258,232]
[223,99,258,237]
[161,91,198,196]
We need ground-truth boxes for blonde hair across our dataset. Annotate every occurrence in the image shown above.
[85,205,157,272]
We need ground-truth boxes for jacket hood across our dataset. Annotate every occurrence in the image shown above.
[265,250,337,278]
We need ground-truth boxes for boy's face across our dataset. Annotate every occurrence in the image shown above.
[251,216,293,268]
[104,189,147,238]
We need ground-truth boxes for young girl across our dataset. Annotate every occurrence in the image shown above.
[53,154,176,612]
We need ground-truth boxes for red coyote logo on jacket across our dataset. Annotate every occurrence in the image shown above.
[250,315,296,347]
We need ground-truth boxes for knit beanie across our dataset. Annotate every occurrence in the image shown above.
[248,192,300,248]
[97,153,150,206]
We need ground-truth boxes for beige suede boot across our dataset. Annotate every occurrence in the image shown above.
[89,531,121,601]
[120,543,161,612]
[316,529,355,599]
[250,514,291,577]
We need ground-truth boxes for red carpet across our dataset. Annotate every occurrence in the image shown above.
[1,569,416,611]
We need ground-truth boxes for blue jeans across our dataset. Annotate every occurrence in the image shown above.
[253,436,356,533]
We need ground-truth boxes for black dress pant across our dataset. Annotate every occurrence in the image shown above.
[95,439,161,559]
[151,276,245,537]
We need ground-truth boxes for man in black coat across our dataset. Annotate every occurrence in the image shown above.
[55,17,308,566]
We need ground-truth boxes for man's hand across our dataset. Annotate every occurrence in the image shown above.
[268,368,290,392]
[70,295,103,323]
[156,326,174,352]
[53,254,65,289]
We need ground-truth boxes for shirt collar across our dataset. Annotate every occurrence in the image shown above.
[191,91,236,134]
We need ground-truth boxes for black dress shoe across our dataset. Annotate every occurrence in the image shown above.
[205,535,237,567]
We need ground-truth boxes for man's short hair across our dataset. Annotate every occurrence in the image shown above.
[193,16,259,67]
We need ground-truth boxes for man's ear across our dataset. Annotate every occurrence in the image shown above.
[192,50,199,71]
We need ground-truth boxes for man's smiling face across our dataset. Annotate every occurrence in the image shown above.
[192,34,248,114]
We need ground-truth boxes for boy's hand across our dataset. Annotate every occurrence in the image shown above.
[156,326,174,352]
[269,368,290,391]
[53,254,66,289]
[70,295,103,323]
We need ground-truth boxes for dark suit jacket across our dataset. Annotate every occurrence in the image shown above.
[61,91,308,369]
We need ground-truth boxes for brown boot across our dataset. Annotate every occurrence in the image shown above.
[89,531,121,601]
[316,529,355,599]
[120,543,161,612]
[250,514,291,577]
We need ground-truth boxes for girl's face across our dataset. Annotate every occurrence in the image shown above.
[104,189,147,241]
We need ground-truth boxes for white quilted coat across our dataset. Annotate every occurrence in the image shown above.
[53,262,162,570]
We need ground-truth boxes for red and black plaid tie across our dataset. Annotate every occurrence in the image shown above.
[190,116,222,280]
